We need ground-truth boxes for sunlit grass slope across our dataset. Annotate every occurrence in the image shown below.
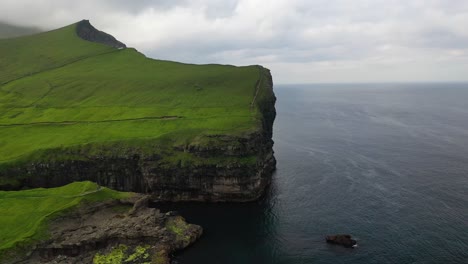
[0,22,264,165]
[0,181,131,256]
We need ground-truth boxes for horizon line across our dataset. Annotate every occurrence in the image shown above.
[274,80,468,85]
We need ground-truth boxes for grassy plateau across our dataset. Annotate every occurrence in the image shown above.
[0,22,267,167]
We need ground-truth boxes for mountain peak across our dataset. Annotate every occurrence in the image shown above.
[76,20,126,49]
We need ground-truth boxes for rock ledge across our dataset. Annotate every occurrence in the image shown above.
[20,195,202,263]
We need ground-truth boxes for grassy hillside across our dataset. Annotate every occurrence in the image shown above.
[0,21,265,168]
[0,181,131,257]
[0,22,40,39]
[0,23,114,85]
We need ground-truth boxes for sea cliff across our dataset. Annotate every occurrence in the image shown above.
[0,20,276,201]
[0,75,276,201]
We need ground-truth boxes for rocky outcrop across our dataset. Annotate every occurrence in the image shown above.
[0,68,276,202]
[326,234,357,248]
[17,195,202,264]
[76,20,126,49]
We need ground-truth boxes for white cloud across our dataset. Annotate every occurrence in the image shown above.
[1,0,468,83]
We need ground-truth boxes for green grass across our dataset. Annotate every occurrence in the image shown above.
[93,244,152,264]
[0,181,131,257]
[0,23,113,84]
[165,216,191,243]
[0,21,267,168]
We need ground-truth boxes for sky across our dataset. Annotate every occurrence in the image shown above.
[1,0,468,84]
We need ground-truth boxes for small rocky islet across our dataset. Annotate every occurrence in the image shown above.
[326,234,358,248]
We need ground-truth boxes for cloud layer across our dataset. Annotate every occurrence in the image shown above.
[2,0,468,83]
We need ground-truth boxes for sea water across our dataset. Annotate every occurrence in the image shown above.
[161,83,468,264]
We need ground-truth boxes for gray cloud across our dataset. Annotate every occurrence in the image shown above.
[1,0,467,83]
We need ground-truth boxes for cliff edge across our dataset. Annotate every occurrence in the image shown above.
[0,21,276,202]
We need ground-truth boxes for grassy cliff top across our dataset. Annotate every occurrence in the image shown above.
[0,181,131,257]
[0,21,269,165]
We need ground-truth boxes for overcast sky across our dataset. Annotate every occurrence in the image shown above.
[1,0,468,83]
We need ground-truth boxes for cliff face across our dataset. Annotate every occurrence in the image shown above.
[0,68,276,201]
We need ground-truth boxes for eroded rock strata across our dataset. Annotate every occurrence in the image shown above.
[17,195,202,264]
[0,69,276,202]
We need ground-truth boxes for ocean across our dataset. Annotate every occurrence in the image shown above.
[159,83,468,264]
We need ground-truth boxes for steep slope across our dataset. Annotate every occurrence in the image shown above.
[0,21,276,201]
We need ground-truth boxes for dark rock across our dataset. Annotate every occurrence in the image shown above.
[128,195,150,216]
[76,20,126,49]
[326,234,357,248]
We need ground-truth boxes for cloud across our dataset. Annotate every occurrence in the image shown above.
[1,0,468,83]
